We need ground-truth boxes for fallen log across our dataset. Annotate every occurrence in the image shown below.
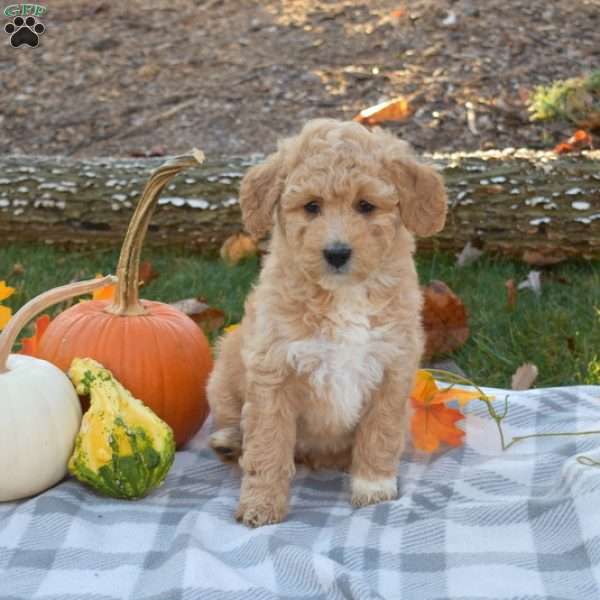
[0,150,599,259]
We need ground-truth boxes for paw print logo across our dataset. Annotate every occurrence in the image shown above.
[4,16,45,48]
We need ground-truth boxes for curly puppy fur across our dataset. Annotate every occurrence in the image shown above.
[207,119,447,527]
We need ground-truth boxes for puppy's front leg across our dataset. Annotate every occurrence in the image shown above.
[236,381,296,527]
[351,371,413,508]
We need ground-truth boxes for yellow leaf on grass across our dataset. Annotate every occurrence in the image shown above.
[0,281,15,302]
[0,305,12,331]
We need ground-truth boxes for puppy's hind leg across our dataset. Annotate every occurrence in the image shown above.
[210,426,243,463]
[207,328,245,462]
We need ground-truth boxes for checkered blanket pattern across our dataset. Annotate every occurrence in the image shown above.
[2,384,600,600]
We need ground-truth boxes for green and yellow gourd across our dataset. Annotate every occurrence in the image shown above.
[68,358,175,499]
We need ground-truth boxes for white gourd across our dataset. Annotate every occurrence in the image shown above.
[0,275,116,502]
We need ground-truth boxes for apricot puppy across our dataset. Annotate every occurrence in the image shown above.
[207,119,447,527]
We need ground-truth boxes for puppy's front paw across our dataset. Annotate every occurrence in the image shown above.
[351,476,398,508]
[236,494,288,527]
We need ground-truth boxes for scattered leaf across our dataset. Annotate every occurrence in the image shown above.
[170,297,225,334]
[553,130,593,154]
[411,401,464,452]
[410,370,484,452]
[389,6,407,21]
[522,250,566,266]
[517,270,542,296]
[139,260,160,286]
[353,96,412,125]
[505,278,517,309]
[456,241,484,267]
[224,323,240,334]
[137,63,161,80]
[220,232,258,265]
[92,274,116,301]
[0,281,15,302]
[10,263,25,277]
[0,281,15,331]
[421,281,469,359]
[19,314,51,357]
[0,306,12,331]
[465,101,479,135]
[511,362,539,390]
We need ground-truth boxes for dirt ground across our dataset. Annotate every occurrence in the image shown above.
[1,0,598,158]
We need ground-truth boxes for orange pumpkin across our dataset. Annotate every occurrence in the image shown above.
[38,152,213,447]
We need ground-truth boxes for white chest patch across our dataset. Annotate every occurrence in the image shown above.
[286,287,395,431]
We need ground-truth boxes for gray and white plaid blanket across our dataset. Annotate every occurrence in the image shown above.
[2,384,600,600]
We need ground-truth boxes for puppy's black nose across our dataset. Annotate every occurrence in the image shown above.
[323,243,352,268]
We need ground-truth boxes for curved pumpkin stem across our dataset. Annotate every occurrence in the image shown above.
[0,275,117,374]
[105,150,205,317]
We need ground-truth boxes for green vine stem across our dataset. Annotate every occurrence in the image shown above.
[105,149,205,317]
[424,368,600,457]
[0,275,117,374]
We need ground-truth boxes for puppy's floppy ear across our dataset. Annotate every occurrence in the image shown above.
[382,138,447,237]
[239,150,285,239]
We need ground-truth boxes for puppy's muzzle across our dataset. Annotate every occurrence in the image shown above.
[323,243,352,270]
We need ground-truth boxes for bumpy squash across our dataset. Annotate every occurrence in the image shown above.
[68,358,175,499]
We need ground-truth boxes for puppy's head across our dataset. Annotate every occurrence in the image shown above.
[240,119,447,287]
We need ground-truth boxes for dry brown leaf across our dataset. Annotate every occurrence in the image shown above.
[220,232,258,265]
[522,250,567,267]
[10,263,25,277]
[170,297,225,334]
[353,97,412,125]
[505,279,517,309]
[139,260,160,286]
[511,363,539,390]
[421,280,469,360]
[137,63,161,80]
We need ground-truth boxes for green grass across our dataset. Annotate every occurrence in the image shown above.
[1,244,599,388]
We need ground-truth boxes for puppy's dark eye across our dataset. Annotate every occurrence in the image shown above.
[356,199,375,214]
[304,201,321,215]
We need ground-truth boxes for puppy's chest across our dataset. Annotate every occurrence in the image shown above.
[286,296,393,431]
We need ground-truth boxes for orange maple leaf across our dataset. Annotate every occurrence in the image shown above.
[19,314,51,357]
[410,370,484,452]
[92,274,116,300]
